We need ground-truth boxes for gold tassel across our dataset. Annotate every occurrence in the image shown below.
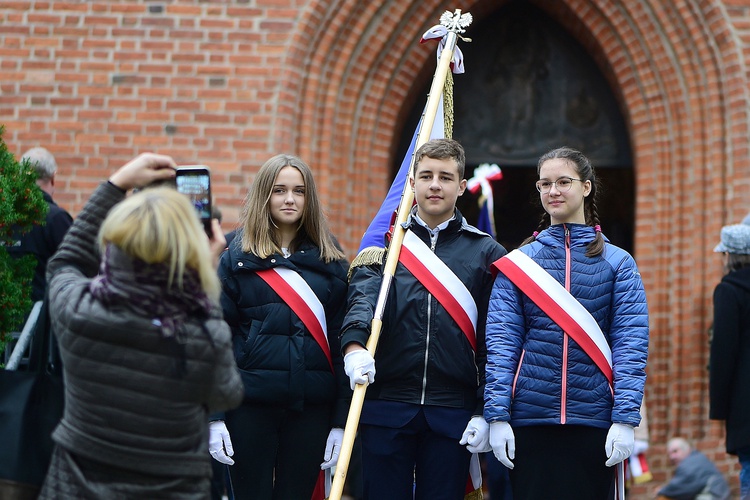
[444,71,454,139]
[464,488,484,500]
[347,246,386,281]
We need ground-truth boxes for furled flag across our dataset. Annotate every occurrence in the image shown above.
[627,452,653,485]
[310,468,331,500]
[356,97,445,254]
[467,163,503,238]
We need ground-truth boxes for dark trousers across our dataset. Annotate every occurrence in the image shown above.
[511,425,613,500]
[359,404,472,500]
[224,401,330,500]
[210,460,231,500]
[484,451,513,499]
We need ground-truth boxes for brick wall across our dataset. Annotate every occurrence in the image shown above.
[2,1,749,497]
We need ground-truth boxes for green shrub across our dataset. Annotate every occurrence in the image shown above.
[0,126,48,358]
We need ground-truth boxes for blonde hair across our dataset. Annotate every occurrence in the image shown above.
[98,187,221,301]
[240,154,344,262]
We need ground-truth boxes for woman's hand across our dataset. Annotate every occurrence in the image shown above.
[208,219,226,269]
[109,153,176,191]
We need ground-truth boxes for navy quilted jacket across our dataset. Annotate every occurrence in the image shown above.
[484,223,648,429]
[218,235,351,426]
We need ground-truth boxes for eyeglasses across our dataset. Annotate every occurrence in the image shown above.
[535,177,584,194]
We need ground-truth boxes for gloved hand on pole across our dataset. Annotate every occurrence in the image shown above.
[343,348,376,390]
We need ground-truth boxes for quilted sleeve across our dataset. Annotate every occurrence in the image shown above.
[484,271,526,423]
[608,250,649,426]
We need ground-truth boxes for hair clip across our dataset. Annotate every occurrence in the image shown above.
[532,231,539,237]
[594,225,602,233]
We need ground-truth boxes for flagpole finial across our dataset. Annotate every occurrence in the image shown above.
[440,9,473,34]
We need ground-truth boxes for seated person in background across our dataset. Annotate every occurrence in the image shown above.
[656,437,730,500]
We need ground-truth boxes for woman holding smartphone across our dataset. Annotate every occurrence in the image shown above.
[40,154,243,499]
[210,154,350,499]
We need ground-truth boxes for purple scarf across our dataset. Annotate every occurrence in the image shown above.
[89,244,214,374]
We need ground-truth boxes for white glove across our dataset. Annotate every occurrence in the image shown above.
[489,421,515,469]
[605,423,635,467]
[343,349,376,390]
[320,428,344,470]
[633,438,649,456]
[459,416,491,453]
[209,421,235,465]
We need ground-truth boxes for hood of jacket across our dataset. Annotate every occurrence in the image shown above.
[723,266,750,293]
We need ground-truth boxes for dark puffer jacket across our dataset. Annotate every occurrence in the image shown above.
[485,224,649,429]
[341,210,507,414]
[218,235,351,425]
[7,190,72,302]
[47,182,244,479]
[710,266,750,454]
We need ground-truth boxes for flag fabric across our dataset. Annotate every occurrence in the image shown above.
[357,98,445,253]
[627,452,653,485]
[463,453,483,498]
[310,468,331,500]
[467,163,503,238]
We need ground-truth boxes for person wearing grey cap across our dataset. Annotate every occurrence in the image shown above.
[709,223,750,500]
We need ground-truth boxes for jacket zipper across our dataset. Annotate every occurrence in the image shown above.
[561,224,571,424]
[420,231,439,404]
[512,349,526,398]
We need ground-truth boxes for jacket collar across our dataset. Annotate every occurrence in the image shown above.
[228,233,338,276]
[536,223,603,248]
[400,207,490,244]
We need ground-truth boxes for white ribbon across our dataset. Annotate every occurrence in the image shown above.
[420,25,465,74]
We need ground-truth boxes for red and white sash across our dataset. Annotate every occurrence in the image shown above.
[627,452,652,485]
[255,267,332,372]
[493,249,613,386]
[398,230,478,350]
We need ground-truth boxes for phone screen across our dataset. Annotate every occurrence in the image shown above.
[176,167,211,221]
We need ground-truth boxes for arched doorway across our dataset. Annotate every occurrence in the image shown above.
[396,1,634,253]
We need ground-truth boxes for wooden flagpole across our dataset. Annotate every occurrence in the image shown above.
[328,10,471,500]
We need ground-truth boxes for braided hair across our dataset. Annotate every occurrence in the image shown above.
[522,147,604,257]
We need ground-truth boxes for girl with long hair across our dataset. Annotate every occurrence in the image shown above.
[210,154,349,499]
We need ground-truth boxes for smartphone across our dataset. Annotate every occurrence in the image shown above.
[175,165,213,237]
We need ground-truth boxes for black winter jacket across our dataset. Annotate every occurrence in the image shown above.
[710,266,750,454]
[341,210,507,414]
[8,190,72,302]
[218,235,351,425]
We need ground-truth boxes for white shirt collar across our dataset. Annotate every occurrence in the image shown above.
[413,211,454,235]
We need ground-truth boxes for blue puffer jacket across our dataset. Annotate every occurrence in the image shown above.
[484,224,648,429]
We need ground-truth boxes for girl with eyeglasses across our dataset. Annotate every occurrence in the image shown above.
[483,146,649,499]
